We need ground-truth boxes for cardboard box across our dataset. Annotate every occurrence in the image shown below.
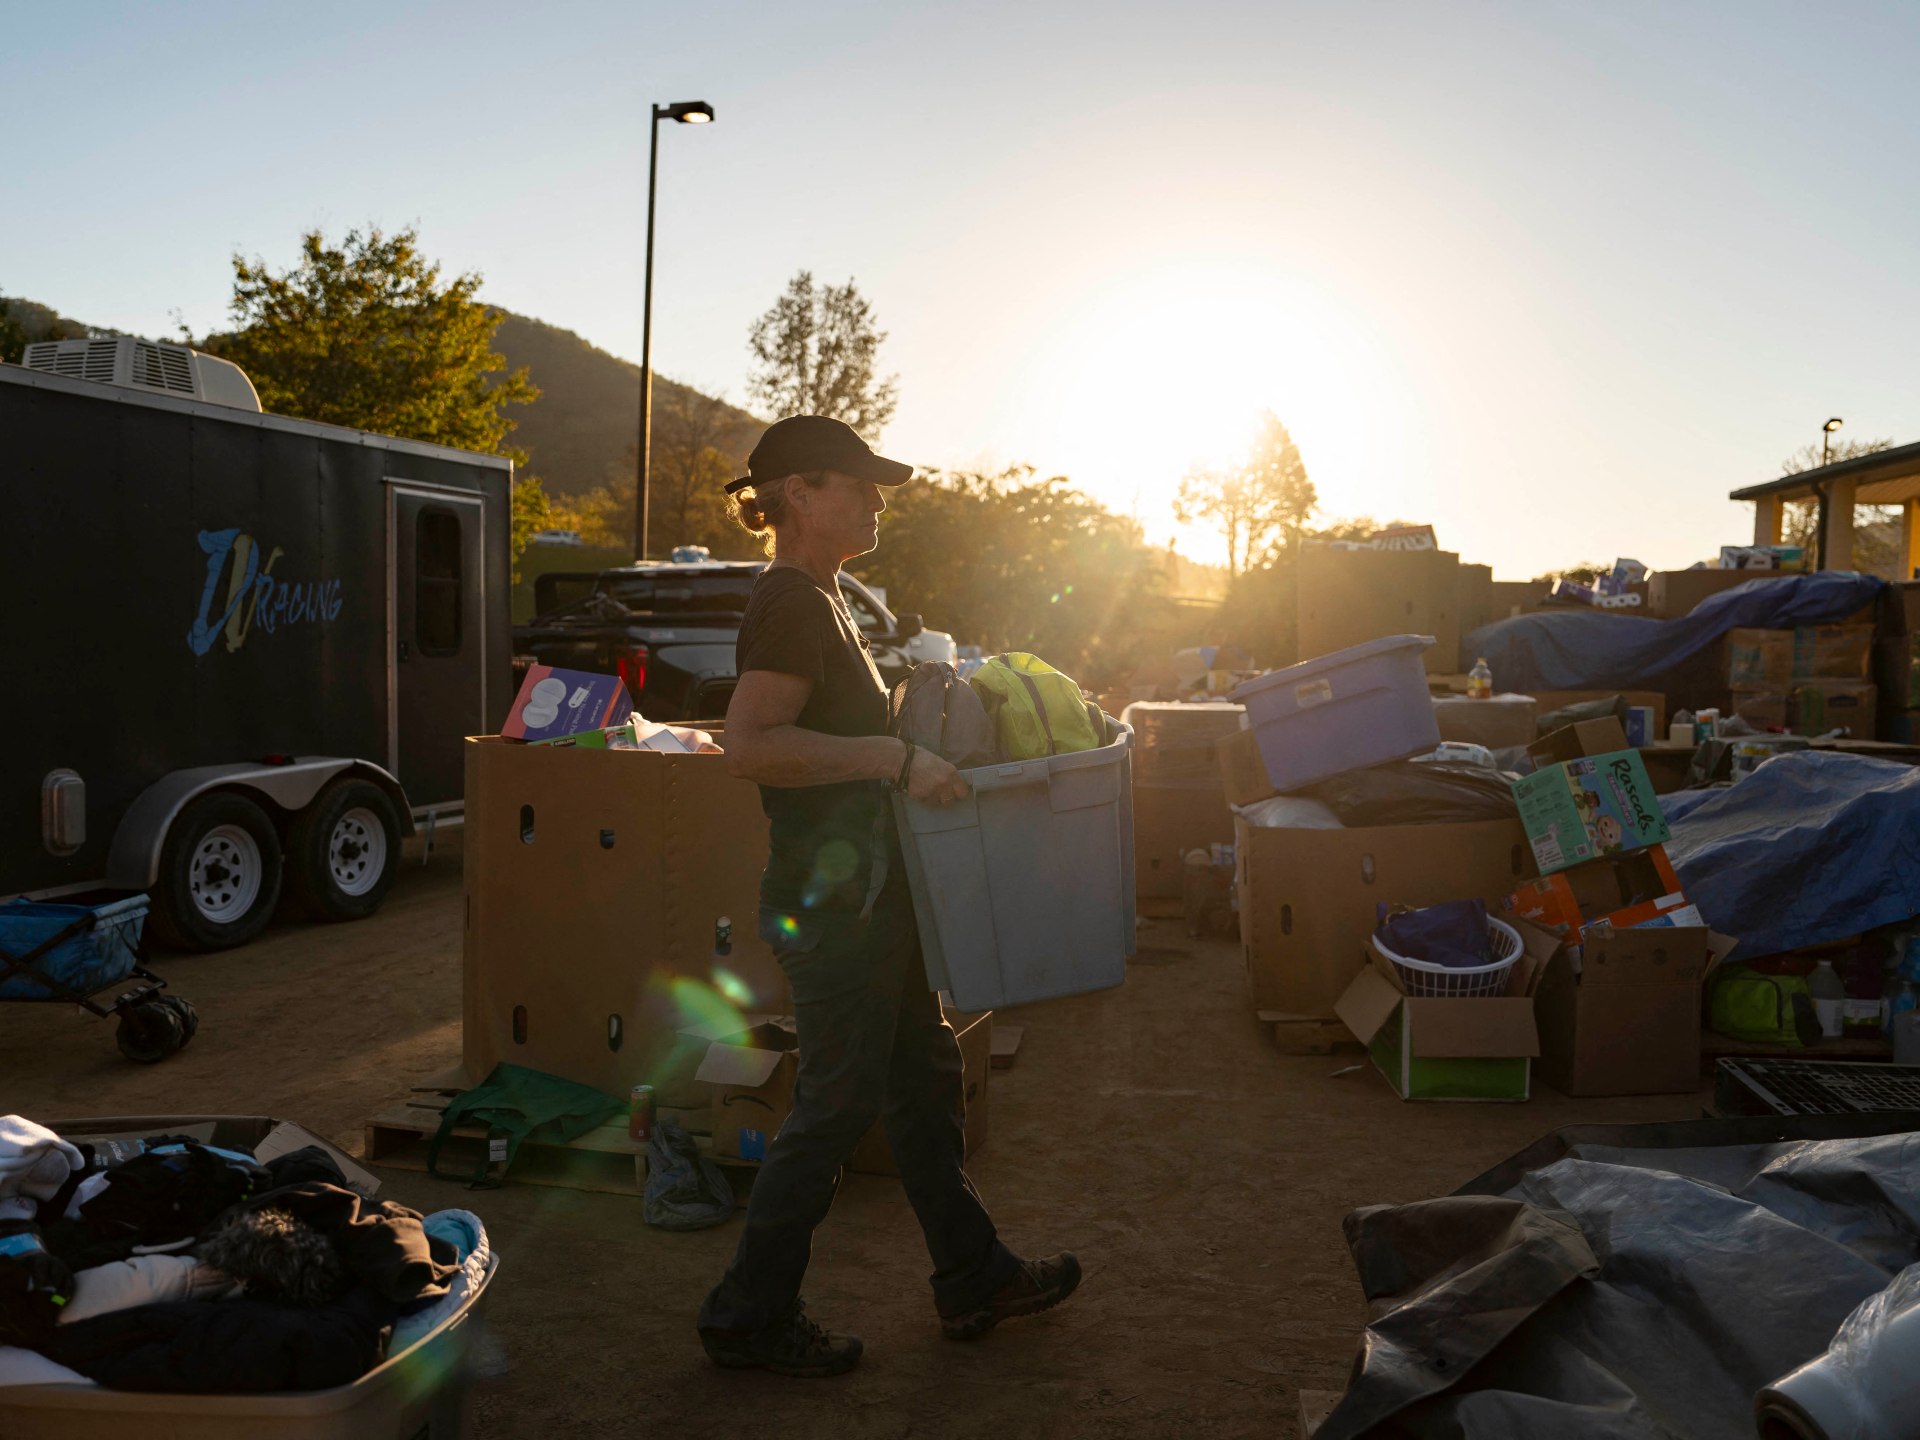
[1218,725,1277,807]
[1334,939,1542,1102]
[1646,568,1789,619]
[1729,689,1791,731]
[1512,750,1670,875]
[1235,814,1532,1016]
[502,665,633,742]
[1133,784,1237,900]
[849,1009,992,1176]
[1725,629,1793,689]
[1793,625,1874,681]
[1527,717,1630,767]
[1297,546,1462,675]
[1432,693,1537,750]
[1794,680,1877,737]
[1531,690,1668,737]
[1501,845,1683,940]
[1488,580,1546,620]
[1532,921,1728,1097]
[461,737,787,1096]
[1635,742,1698,794]
[1457,563,1495,639]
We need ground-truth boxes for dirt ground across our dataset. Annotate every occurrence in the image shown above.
[1,833,1711,1439]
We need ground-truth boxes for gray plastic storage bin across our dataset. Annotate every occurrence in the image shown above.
[1228,635,1439,792]
[3,1115,498,1440]
[893,725,1135,1010]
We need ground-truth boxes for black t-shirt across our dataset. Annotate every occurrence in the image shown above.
[736,566,893,912]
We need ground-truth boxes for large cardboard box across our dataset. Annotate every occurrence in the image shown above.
[1457,563,1495,639]
[1875,634,1920,712]
[1533,921,1727,1097]
[1334,941,1543,1102]
[461,737,787,1096]
[1501,845,1685,940]
[1725,629,1794,689]
[1297,547,1462,675]
[1729,689,1792,731]
[1527,716,1630,766]
[1793,625,1874,681]
[1647,568,1789,619]
[1432,693,1536,750]
[1235,814,1532,1016]
[1512,749,1669,875]
[1794,680,1877,736]
[1133,784,1236,900]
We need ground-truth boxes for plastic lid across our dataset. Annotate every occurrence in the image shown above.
[1227,634,1436,701]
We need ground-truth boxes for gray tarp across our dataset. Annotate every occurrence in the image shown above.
[1317,1116,1920,1439]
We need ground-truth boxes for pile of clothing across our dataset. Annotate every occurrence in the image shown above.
[0,1115,491,1393]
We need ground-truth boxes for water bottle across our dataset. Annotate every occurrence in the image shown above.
[1467,657,1493,701]
[1809,959,1846,1040]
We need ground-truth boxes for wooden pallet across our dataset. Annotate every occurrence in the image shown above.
[363,1095,758,1201]
[1258,1011,1361,1056]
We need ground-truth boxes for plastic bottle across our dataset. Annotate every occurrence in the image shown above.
[1809,959,1846,1040]
[1467,657,1493,701]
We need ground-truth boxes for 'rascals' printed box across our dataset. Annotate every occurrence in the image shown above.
[1511,750,1670,876]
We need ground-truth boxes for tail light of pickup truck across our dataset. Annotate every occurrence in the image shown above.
[616,644,649,698]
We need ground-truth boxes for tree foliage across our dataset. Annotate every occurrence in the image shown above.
[1175,411,1317,575]
[203,226,548,565]
[746,270,898,433]
[1780,435,1893,477]
[0,293,26,364]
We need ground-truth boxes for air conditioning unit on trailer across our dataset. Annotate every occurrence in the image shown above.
[19,336,261,412]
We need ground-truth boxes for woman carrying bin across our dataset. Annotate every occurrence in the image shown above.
[695,416,1081,1377]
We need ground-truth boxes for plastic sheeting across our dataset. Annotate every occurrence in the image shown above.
[1660,751,1920,959]
[1317,1117,1920,1440]
[1462,571,1883,695]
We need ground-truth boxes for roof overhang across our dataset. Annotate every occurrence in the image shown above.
[1730,440,1920,506]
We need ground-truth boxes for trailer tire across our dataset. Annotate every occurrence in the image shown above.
[147,793,285,952]
[285,779,401,922]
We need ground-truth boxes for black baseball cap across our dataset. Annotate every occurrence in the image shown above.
[725,415,915,494]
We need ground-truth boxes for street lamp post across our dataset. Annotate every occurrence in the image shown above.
[636,99,714,562]
[1822,416,1843,469]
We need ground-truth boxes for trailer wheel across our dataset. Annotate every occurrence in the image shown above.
[147,793,285,952]
[116,999,189,1062]
[285,779,401,922]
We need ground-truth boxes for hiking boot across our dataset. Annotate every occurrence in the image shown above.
[941,1251,1083,1340]
[702,1300,863,1378]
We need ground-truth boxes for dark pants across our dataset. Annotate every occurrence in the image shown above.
[698,872,1018,1334]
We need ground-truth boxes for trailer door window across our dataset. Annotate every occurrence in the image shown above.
[417,508,463,656]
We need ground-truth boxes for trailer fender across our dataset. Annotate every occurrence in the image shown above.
[105,759,416,890]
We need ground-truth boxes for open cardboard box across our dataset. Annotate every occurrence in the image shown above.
[693,1009,991,1175]
[1334,919,1551,1102]
[1530,917,1734,1097]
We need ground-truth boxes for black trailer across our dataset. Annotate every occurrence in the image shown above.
[3,346,510,949]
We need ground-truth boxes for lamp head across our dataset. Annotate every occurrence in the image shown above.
[660,100,715,124]
[1824,417,1844,432]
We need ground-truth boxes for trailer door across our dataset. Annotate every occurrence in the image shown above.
[388,483,486,809]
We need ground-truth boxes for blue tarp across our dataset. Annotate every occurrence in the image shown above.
[1463,572,1884,694]
[1663,751,1920,958]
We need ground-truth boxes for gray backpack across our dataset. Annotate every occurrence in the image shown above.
[889,663,1002,769]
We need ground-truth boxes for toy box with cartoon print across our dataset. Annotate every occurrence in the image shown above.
[1511,749,1669,876]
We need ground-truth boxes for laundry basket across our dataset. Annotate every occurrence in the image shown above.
[1372,916,1523,999]
[893,724,1135,1011]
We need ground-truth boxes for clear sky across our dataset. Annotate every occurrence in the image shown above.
[8,0,1919,578]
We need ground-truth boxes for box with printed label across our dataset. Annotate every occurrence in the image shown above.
[1725,629,1793,689]
[1511,750,1670,875]
[502,665,633,742]
[1793,680,1877,737]
[1501,845,1683,939]
[1793,625,1874,681]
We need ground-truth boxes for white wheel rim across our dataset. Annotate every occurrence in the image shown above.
[329,807,388,897]
[189,824,263,924]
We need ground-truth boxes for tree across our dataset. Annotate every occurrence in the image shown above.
[0,292,26,364]
[202,226,548,567]
[1175,410,1317,576]
[1777,436,1898,572]
[746,270,898,433]
[652,384,739,551]
[1780,436,1893,477]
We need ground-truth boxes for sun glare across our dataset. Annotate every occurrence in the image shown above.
[1004,259,1403,557]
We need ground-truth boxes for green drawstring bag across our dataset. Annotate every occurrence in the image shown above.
[968,653,1101,762]
[1709,965,1813,1047]
[427,1062,625,1188]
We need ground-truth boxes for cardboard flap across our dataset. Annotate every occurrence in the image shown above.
[695,1042,789,1088]
[1406,996,1540,1058]
[1583,926,1713,986]
[1334,966,1405,1045]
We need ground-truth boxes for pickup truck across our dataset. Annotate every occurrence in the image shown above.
[513,560,960,722]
